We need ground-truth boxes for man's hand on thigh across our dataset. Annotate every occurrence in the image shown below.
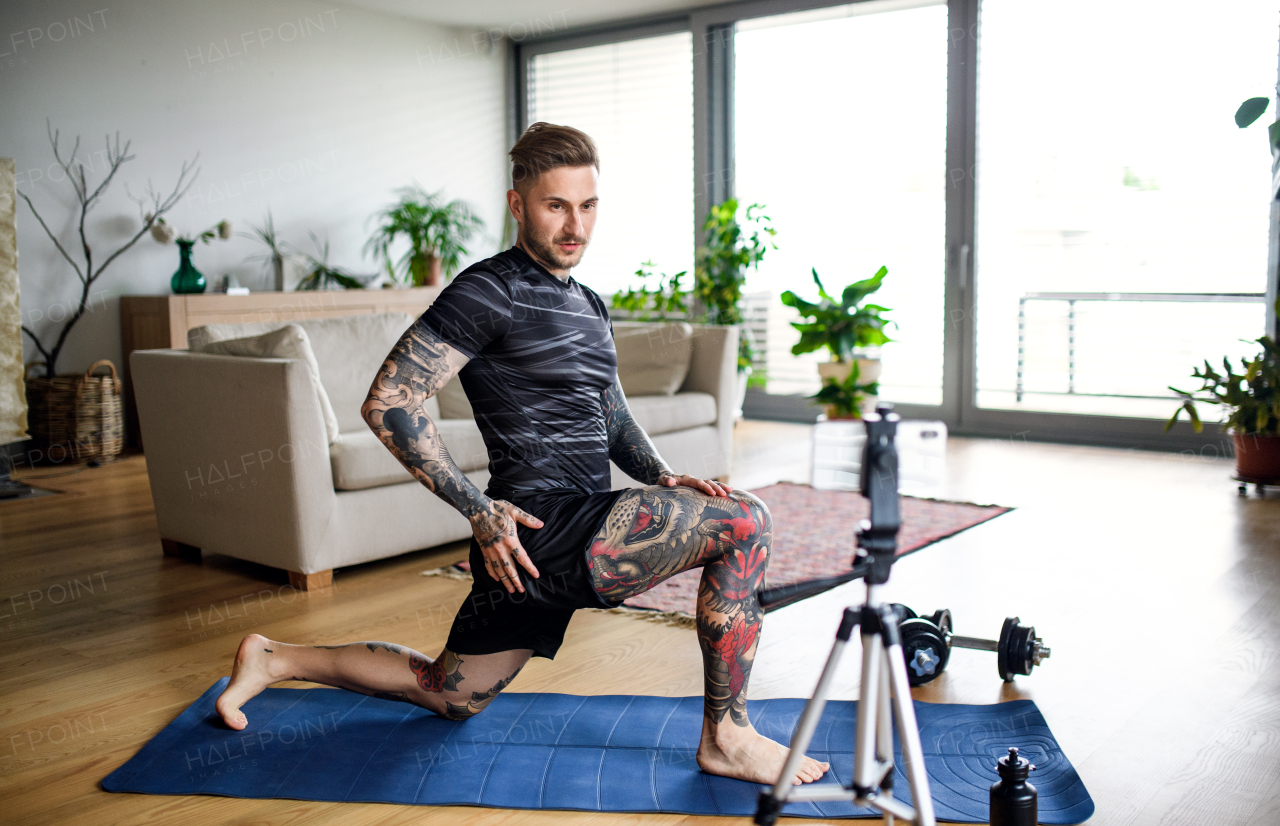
[657,471,732,499]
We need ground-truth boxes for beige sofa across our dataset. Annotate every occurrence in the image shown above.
[129,311,739,589]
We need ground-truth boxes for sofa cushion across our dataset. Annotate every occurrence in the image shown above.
[612,321,694,396]
[198,324,341,445]
[434,418,491,473]
[436,375,474,420]
[189,311,441,428]
[330,418,489,491]
[624,392,717,437]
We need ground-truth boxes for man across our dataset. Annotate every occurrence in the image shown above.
[215,123,829,786]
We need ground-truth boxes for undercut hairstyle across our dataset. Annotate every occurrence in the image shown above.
[509,122,599,196]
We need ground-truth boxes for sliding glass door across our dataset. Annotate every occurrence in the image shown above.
[734,1,950,405]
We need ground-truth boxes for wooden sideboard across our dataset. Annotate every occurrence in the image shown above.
[119,287,442,450]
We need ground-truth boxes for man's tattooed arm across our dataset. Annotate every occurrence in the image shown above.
[601,379,675,486]
[361,324,522,552]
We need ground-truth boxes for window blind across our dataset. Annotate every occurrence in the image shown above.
[528,32,694,298]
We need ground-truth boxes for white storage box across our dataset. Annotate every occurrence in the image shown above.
[811,419,947,494]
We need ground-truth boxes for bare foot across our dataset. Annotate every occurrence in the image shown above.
[215,634,283,730]
[696,723,830,785]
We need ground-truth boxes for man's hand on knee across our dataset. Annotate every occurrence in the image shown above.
[471,500,543,593]
[658,471,732,498]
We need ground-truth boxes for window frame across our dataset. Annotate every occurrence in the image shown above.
[511,0,1280,454]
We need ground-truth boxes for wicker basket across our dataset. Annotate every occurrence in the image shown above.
[23,358,124,464]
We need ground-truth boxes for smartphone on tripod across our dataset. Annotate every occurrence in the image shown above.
[754,404,936,826]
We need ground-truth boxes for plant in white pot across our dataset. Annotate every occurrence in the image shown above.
[1166,321,1280,484]
[781,265,894,417]
[811,359,880,420]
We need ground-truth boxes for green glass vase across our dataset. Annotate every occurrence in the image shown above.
[170,239,206,294]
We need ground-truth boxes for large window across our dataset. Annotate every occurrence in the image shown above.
[735,1,949,403]
[519,1,1280,447]
[974,0,1277,418]
[527,32,695,298]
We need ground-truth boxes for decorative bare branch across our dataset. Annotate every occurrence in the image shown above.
[18,120,200,377]
[15,189,84,282]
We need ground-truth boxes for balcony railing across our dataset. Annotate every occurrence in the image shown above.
[1015,292,1268,403]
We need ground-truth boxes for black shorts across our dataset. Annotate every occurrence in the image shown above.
[445,486,627,660]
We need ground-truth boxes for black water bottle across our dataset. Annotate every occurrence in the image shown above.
[990,746,1037,826]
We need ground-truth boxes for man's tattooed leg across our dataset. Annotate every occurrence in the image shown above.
[587,487,828,785]
[410,648,464,694]
[214,634,531,728]
[586,487,772,724]
[443,665,525,720]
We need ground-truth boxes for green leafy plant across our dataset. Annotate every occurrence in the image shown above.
[613,198,774,370]
[1168,97,1280,436]
[696,199,775,371]
[297,231,366,291]
[811,359,879,420]
[365,183,484,286]
[610,261,688,320]
[780,266,894,362]
[693,199,775,325]
[1166,331,1280,436]
[240,211,287,281]
[1234,95,1280,153]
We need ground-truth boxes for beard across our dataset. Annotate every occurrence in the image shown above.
[519,221,590,272]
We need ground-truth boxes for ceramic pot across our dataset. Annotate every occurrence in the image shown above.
[1233,432,1280,481]
[410,253,443,287]
[816,357,882,385]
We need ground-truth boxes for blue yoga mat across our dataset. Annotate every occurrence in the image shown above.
[102,678,1093,822]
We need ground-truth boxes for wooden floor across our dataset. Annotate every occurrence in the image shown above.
[2,421,1278,825]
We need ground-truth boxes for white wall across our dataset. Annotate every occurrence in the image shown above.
[0,0,509,378]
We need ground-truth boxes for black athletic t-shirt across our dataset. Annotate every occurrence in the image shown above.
[413,245,618,499]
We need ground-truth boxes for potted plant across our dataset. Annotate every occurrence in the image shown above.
[780,265,894,411]
[294,232,369,291]
[364,183,484,287]
[1166,325,1280,482]
[812,359,880,420]
[242,211,306,291]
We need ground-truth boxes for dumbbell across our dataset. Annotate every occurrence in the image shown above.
[895,608,1050,686]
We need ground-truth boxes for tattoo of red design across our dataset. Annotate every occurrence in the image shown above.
[410,653,462,693]
[720,542,769,602]
[717,613,760,700]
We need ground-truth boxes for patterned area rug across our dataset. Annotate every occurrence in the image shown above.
[423,483,1010,626]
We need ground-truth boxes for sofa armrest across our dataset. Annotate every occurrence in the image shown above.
[129,349,337,574]
[679,324,740,478]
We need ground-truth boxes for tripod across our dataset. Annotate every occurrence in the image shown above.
[754,405,936,826]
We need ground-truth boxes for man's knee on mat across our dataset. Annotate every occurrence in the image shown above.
[439,694,490,721]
